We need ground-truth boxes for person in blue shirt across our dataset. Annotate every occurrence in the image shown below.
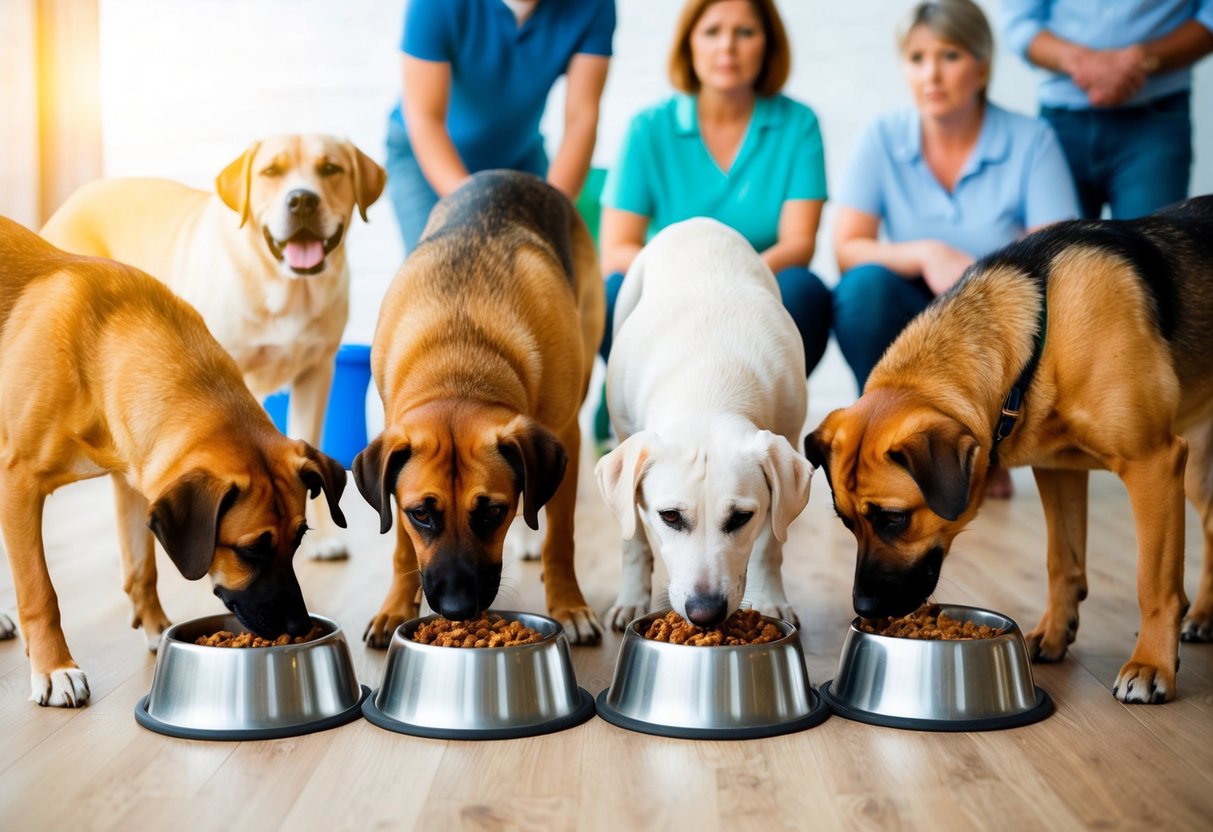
[832,0,1079,498]
[597,0,831,375]
[1001,0,1213,220]
[386,0,615,253]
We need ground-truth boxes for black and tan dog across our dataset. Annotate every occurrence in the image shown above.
[354,171,605,646]
[806,196,1213,704]
[0,218,347,706]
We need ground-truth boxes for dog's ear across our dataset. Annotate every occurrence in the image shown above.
[594,432,656,541]
[887,422,980,521]
[215,141,261,228]
[345,141,387,222]
[297,443,348,529]
[803,412,840,471]
[352,432,411,534]
[753,431,813,543]
[497,416,568,530]
[148,470,239,580]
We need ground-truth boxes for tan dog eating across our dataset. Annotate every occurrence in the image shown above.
[806,197,1213,704]
[354,170,605,646]
[0,218,347,706]
[41,134,384,560]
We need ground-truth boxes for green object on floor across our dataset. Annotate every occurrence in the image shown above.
[576,167,607,245]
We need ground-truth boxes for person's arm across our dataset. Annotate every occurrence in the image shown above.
[401,55,470,197]
[833,207,972,296]
[547,54,611,200]
[761,200,823,274]
[599,208,649,275]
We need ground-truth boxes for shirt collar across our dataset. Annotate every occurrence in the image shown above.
[673,93,784,136]
[894,102,1010,175]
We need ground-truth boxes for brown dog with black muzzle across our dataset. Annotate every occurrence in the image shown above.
[353,170,605,646]
[0,218,347,707]
[805,196,1213,704]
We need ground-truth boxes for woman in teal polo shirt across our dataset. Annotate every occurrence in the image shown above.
[598,0,831,374]
[387,0,615,253]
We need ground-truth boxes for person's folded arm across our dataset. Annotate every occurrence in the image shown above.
[761,199,823,274]
[834,206,970,295]
[599,208,648,276]
[547,54,610,200]
[401,55,470,197]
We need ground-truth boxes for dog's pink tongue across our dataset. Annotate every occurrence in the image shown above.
[284,239,324,270]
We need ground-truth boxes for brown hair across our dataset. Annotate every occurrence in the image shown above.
[667,0,791,96]
[897,0,994,94]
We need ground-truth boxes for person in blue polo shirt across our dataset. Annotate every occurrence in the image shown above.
[831,0,1079,498]
[386,0,615,254]
[598,0,831,375]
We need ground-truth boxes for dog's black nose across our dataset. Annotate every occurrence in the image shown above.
[286,189,320,217]
[685,594,729,628]
[853,594,886,619]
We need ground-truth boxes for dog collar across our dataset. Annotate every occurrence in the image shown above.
[991,287,1048,466]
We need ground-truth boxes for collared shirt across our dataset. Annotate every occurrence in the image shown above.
[1001,0,1213,109]
[602,93,827,253]
[836,103,1079,258]
[391,0,615,172]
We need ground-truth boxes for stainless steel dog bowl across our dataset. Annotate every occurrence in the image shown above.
[595,610,829,739]
[362,611,595,740]
[135,614,368,740]
[819,604,1053,731]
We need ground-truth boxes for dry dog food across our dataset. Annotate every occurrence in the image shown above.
[643,609,782,646]
[195,624,326,648]
[412,614,545,647]
[859,604,1003,640]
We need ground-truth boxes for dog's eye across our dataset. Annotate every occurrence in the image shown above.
[319,162,343,177]
[409,507,433,528]
[722,510,754,534]
[484,504,505,522]
[658,509,687,531]
[260,164,282,177]
[871,509,910,535]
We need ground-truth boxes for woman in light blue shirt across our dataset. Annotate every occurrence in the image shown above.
[598,0,831,374]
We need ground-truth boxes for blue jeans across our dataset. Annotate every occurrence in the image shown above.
[1042,90,1192,220]
[832,263,934,393]
[600,265,832,377]
[385,116,549,254]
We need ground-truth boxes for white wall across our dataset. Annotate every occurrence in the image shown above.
[96,0,1213,411]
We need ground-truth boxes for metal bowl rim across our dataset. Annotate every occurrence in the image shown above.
[160,613,344,653]
[846,603,1023,643]
[391,609,566,653]
[621,608,799,650]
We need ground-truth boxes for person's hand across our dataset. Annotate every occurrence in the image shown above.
[1069,46,1147,107]
[919,241,974,296]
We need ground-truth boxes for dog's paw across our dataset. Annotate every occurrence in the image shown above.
[503,515,545,562]
[310,535,349,561]
[131,608,172,653]
[0,613,15,640]
[553,605,603,645]
[1112,660,1175,704]
[606,602,649,632]
[30,667,90,707]
[363,610,414,649]
[1025,616,1077,662]
[1180,609,1213,642]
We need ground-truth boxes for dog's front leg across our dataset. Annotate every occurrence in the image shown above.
[1115,436,1188,703]
[607,532,653,631]
[112,474,171,651]
[0,483,89,706]
[1026,468,1088,662]
[364,521,422,648]
[287,359,347,561]
[1181,421,1213,641]
[543,422,603,645]
[742,522,798,626]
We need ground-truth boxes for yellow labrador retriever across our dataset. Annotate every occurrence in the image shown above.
[41,134,384,560]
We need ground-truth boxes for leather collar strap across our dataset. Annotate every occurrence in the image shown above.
[991,287,1048,467]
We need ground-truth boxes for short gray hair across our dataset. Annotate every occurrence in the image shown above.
[897,0,994,66]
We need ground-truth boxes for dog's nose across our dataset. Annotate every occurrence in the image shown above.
[853,593,887,619]
[684,594,729,628]
[286,189,320,217]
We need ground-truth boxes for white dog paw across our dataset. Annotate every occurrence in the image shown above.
[555,605,603,645]
[0,613,16,640]
[606,602,649,631]
[30,668,91,707]
[144,628,165,653]
[503,514,545,562]
[309,536,349,561]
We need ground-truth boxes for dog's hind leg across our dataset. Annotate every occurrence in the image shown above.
[112,474,171,651]
[364,521,422,649]
[1026,468,1088,662]
[743,523,798,626]
[607,531,653,631]
[1181,418,1213,641]
[1114,436,1188,703]
[287,361,348,561]
[0,481,89,706]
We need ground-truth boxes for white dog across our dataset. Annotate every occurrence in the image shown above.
[595,218,812,630]
[41,134,385,560]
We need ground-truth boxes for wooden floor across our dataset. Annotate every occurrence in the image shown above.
[1,414,1211,831]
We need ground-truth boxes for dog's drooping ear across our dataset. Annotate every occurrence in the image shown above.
[497,416,568,531]
[352,432,411,534]
[345,141,387,222]
[887,423,981,521]
[753,431,813,542]
[148,470,239,580]
[595,432,657,541]
[297,443,348,529]
[215,141,261,228]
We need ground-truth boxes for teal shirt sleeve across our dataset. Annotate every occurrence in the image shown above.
[577,0,616,57]
[783,103,828,202]
[602,110,657,217]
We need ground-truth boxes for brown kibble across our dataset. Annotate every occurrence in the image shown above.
[642,609,783,647]
[859,604,1004,640]
[194,623,325,648]
[412,614,544,647]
